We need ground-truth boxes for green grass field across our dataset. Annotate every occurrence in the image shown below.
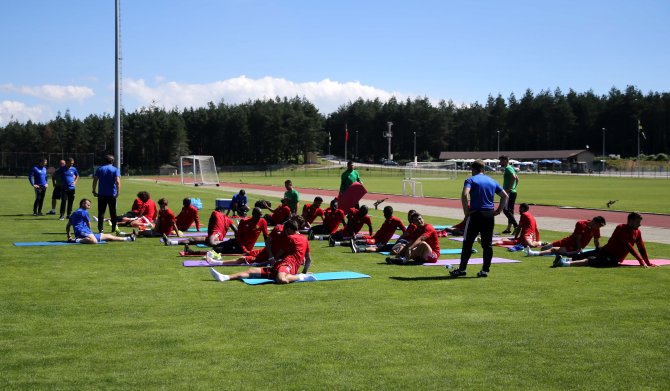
[1,177,669,390]
[224,167,670,214]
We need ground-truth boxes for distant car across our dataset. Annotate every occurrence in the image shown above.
[382,160,399,166]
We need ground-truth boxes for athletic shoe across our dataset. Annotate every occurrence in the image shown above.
[350,239,357,253]
[298,273,317,282]
[37,212,44,216]
[162,233,170,246]
[59,215,65,221]
[307,230,315,240]
[92,216,99,222]
[67,237,76,243]
[206,252,223,265]
[385,257,394,265]
[206,251,222,261]
[328,236,335,247]
[449,269,467,277]
[477,270,488,278]
[32,213,38,216]
[557,257,570,267]
[176,230,183,237]
[47,210,56,215]
[114,227,121,236]
[129,232,136,242]
[552,254,563,267]
[501,229,512,234]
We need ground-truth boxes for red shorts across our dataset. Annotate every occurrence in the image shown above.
[551,238,577,251]
[423,250,439,263]
[259,260,297,279]
[244,248,267,264]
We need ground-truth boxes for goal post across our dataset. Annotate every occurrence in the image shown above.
[402,161,457,197]
[180,155,220,186]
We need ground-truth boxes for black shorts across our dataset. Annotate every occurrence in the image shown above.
[586,249,619,268]
[52,185,62,199]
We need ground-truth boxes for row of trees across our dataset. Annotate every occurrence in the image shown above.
[1,86,668,169]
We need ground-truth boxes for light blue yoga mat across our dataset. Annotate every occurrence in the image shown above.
[242,271,371,285]
[433,225,452,230]
[196,242,264,248]
[379,248,475,256]
[14,241,107,246]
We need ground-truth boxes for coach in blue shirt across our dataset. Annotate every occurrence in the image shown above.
[59,157,79,220]
[93,154,121,234]
[451,159,508,278]
[29,158,49,215]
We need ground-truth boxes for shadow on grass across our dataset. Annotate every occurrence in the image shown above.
[390,275,467,282]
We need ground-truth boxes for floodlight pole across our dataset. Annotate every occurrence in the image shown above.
[413,131,417,163]
[602,127,606,172]
[385,122,393,161]
[637,121,640,177]
[355,130,359,161]
[496,130,500,158]
[114,0,122,173]
[328,131,331,156]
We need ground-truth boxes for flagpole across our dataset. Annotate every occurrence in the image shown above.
[637,119,641,177]
[345,124,348,161]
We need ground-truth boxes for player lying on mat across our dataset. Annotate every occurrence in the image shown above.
[525,216,605,257]
[209,219,315,283]
[66,199,136,244]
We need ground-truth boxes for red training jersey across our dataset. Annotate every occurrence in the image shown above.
[602,223,649,265]
[345,209,372,235]
[302,203,324,224]
[410,223,440,252]
[208,210,233,237]
[270,205,292,224]
[567,220,600,249]
[372,216,406,244]
[130,198,144,215]
[519,211,539,240]
[322,207,346,234]
[155,208,176,235]
[141,199,158,222]
[176,204,200,231]
[282,233,310,269]
[236,216,269,253]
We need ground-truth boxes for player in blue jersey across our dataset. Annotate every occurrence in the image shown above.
[59,157,79,220]
[66,199,135,244]
[92,155,121,234]
[451,159,508,278]
[29,158,49,215]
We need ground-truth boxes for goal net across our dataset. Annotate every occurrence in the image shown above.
[180,155,220,186]
[404,161,458,180]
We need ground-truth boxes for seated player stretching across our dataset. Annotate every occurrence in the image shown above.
[175,197,201,233]
[492,203,543,248]
[66,199,136,244]
[526,216,605,257]
[137,198,179,239]
[209,207,269,255]
[116,191,157,229]
[553,212,656,268]
[261,198,292,226]
[300,196,324,231]
[351,206,406,253]
[306,199,346,240]
[209,219,315,284]
[386,213,440,264]
[329,205,373,246]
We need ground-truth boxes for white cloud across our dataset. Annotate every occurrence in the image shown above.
[123,76,412,114]
[0,101,51,126]
[0,84,95,102]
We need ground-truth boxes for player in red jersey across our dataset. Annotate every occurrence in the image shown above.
[351,206,406,253]
[209,219,315,284]
[307,199,346,239]
[138,198,178,238]
[526,216,606,257]
[175,197,201,232]
[261,198,292,226]
[301,196,324,230]
[492,204,543,248]
[554,212,656,268]
[329,205,373,246]
[211,207,269,254]
[387,213,441,264]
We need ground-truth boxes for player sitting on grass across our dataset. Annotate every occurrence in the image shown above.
[176,197,201,233]
[209,207,269,255]
[261,197,292,226]
[492,203,543,248]
[351,206,406,253]
[300,196,324,231]
[116,191,157,229]
[553,212,656,268]
[329,205,373,246]
[386,213,440,265]
[306,199,345,240]
[136,198,178,239]
[66,199,135,244]
[526,216,605,257]
[209,219,315,284]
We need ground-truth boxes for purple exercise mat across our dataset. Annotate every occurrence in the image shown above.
[448,236,507,242]
[421,257,521,266]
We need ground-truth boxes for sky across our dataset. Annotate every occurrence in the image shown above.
[1,0,669,126]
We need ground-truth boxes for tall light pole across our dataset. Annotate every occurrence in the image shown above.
[602,127,606,172]
[496,130,500,158]
[355,130,359,161]
[384,122,393,161]
[114,0,122,172]
[413,131,417,163]
[328,131,331,156]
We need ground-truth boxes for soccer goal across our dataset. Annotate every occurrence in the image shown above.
[180,155,220,187]
[402,161,458,197]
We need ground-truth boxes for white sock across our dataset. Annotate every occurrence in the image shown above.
[298,273,317,282]
[209,268,230,282]
[528,250,539,256]
[75,238,82,243]
[124,237,132,241]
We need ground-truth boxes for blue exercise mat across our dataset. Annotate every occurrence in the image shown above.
[379,248,475,256]
[196,242,264,248]
[14,241,107,246]
[242,271,371,285]
[433,225,453,230]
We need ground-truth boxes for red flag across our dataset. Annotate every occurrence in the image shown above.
[345,124,349,142]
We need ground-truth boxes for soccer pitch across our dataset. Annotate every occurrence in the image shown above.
[1,177,668,390]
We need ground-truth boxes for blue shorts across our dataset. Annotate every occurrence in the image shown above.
[76,231,101,242]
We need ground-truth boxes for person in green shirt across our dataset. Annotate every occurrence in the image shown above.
[499,155,519,234]
[283,179,299,214]
[339,161,362,195]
